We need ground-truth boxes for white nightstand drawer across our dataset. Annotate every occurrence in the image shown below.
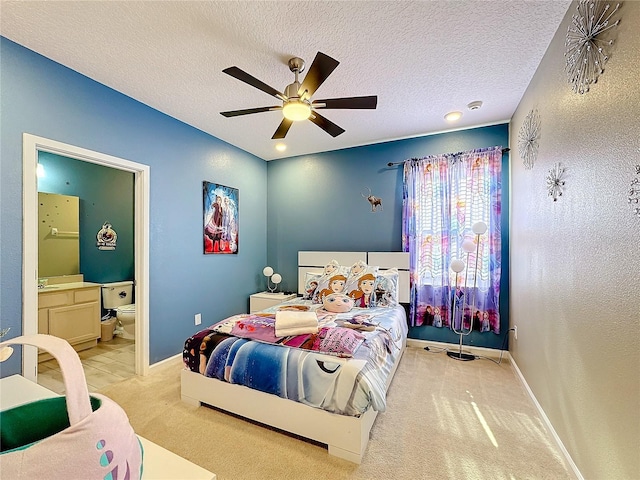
[249,292,297,313]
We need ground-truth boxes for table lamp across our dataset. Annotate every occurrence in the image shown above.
[263,266,282,293]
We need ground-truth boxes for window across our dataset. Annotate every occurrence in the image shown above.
[402,146,502,333]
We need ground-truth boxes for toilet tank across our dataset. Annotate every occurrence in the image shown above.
[101,281,134,309]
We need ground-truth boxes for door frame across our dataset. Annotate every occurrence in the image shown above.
[22,133,150,380]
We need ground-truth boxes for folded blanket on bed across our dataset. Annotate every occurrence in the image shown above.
[275,310,318,337]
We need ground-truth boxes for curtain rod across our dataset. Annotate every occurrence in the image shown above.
[387,147,510,167]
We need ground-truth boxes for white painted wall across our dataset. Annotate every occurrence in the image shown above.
[509,2,640,479]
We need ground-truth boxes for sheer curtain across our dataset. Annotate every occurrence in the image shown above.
[402,146,502,333]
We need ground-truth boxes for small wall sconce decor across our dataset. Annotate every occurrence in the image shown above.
[361,187,383,212]
[628,165,640,218]
[518,109,541,170]
[546,163,566,201]
[565,0,622,94]
[263,266,282,293]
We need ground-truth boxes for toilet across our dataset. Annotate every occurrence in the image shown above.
[101,281,135,340]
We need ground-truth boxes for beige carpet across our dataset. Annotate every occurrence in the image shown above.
[98,346,576,480]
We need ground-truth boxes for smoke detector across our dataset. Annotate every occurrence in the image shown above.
[467,101,483,111]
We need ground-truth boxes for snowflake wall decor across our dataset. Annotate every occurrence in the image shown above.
[518,109,541,170]
[628,165,640,217]
[565,0,621,94]
[546,163,566,201]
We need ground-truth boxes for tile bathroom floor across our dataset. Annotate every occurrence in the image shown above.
[38,336,135,394]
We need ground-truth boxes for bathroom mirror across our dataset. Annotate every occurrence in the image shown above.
[38,191,80,277]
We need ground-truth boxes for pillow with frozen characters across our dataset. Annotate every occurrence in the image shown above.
[322,292,355,313]
[345,261,379,308]
[370,268,400,307]
[302,272,322,300]
[344,261,379,293]
[312,260,350,304]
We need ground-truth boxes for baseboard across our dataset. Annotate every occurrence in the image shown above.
[509,356,584,480]
[149,352,182,372]
[406,338,508,360]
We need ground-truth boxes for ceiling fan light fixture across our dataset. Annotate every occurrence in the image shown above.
[221,51,377,138]
[282,100,312,121]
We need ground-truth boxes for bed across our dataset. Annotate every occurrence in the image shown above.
[181,251,409,463]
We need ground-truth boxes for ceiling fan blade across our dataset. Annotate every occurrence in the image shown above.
[223,66,286,100]
[313,95,378,110]
[220,106,281,118]
[298,52,339,99]
[272,118,294,139]
[308,112,345,137]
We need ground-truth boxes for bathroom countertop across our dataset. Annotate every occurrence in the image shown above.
[38,281,103,293]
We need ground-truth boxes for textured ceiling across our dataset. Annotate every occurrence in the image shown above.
[1,0,572,161]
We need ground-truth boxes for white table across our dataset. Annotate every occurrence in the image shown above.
[0,375,216,480]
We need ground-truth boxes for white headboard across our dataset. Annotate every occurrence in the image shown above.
[298,251,410,303]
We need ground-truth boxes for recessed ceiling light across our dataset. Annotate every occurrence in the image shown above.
[444,111,462,122]
[275,143,287,152]
[467,101,483,110]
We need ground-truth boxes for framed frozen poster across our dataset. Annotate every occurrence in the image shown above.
[203,181,238,254]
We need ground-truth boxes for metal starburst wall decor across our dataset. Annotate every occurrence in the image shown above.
[518,109,541,170]
[546,163,566,201]
[628,165,640,218]
[565,0,622,95]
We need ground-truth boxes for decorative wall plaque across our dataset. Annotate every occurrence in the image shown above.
[96,222,117,250]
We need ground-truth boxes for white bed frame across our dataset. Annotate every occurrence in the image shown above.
[181,251,409,463]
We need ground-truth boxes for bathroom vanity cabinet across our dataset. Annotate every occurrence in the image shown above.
[38,282,102,361]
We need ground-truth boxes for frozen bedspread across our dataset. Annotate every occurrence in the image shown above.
[183,299,408,417]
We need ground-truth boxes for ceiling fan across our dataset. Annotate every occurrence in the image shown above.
[220,51,377,140]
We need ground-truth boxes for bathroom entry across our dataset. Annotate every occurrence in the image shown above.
[37,151,136,286]
[35,152,138,392]
[23,135,150,386]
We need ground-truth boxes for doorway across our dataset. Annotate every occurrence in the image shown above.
[22,134,150,381]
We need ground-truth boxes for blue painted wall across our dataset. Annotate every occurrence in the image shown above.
[38,152,135,284]
[0,35,511,378]
[266,124,510,349]
[0,37,267,374]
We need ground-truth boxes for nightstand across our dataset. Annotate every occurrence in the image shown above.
[250,292,297,313]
